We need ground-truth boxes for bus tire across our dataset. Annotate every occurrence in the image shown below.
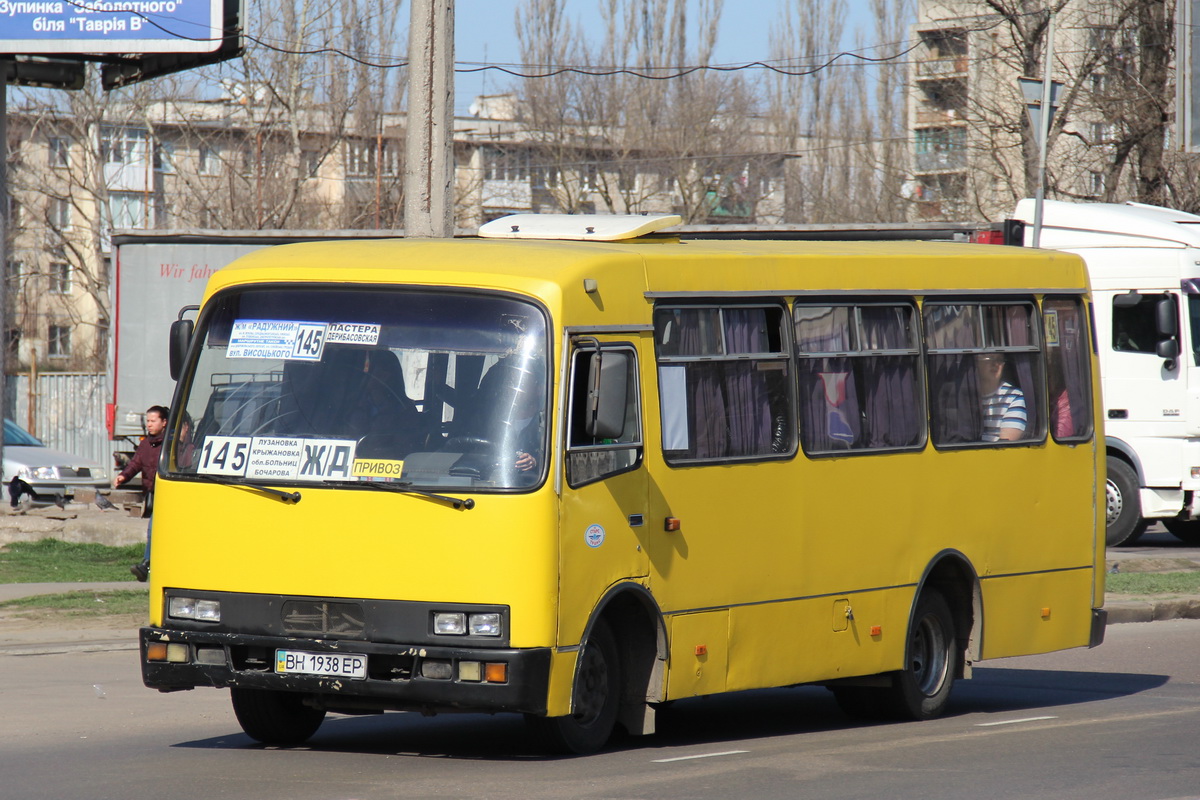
[883,590,958,721]
[1106,456,1147,547]
[1162,519,1200,546]
[230,688,326,745]
[526,618,620,755]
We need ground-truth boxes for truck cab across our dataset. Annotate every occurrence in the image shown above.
[1013,199,1200,546]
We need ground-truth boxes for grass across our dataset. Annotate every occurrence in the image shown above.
[0,539,144,584]
[1105,570,1200,597]
[0,589,147,618]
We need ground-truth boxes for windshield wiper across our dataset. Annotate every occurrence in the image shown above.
[190,473,302,504]
[355,480,475,510]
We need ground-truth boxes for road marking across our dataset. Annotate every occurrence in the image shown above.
[976,716,1058,727]
[652,750,749,763]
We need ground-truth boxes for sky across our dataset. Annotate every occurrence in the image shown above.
[451,0,885,114]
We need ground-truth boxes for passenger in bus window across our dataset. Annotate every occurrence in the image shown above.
[976,354,1026,442]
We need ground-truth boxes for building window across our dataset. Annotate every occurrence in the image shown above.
[49,248,71,294]
[110,192,148,229]
[154,140,175,173]
[346,140,375,178]
[6,328,20,361]
[95,318,110,360]
[199,145,221,175]
[48,136,69,168]
[49,197,71,230]
[48,325,71,358]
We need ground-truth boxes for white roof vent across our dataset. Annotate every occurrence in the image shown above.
[478,213,682,241]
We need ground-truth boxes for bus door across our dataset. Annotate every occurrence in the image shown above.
[558,337,649,642]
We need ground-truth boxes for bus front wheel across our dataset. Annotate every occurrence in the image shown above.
[1106,456,1147,547]
[884,590,958,721]
[230,688,326,745]
[526,618,621,755]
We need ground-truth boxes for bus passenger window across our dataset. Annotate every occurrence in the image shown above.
[1044,297,1093,441]
[654,304,793,464]
[925,301,1044,447]
[794,302,924,454]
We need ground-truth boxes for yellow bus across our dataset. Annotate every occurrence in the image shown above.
[141,214,1105,753]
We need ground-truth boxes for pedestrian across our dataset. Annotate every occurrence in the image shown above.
[117,405,168,582]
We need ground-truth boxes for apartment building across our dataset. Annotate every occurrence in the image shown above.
[908,0,1161,220]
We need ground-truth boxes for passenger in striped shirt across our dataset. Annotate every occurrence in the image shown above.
[976,354,1026,442]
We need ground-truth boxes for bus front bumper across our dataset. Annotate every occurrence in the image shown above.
[140,626,552,715]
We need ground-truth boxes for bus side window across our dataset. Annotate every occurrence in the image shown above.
[1044,297,1094,442]
[925,301,1044,447]
[565,345,642,487]
[654,304,793,463]
[794,302,924,454]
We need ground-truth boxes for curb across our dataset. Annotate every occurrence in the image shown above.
[1104,597,1200,624]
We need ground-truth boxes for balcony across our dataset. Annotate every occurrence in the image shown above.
[913,149,967,173]
[913,107,965,126]
[916,57,968,79]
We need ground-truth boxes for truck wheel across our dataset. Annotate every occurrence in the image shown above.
[526,618,620,754]
[230,688,326,745]
[1106,456,1147,547]
[1162,519,1200,546]
[881,590,958,721]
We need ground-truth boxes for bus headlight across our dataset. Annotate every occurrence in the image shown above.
[432,611,502,636]
[468,613,502,636]
[168,596,221,623]
[433,612,466,635]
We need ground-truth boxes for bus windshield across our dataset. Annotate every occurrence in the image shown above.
[169,286,549,492]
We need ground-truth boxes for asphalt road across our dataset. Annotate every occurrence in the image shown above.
[2,618,1197,800]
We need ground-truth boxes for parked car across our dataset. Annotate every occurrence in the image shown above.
[3,418,110,505]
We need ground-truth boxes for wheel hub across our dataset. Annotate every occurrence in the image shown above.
[1106,478,1122,525]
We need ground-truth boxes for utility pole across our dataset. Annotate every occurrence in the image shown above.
[1033,8,1056,247]
[1,76,8,458]
[404,0,456,238]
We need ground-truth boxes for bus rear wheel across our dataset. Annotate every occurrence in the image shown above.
[883,590,958,721]
[230,688,326,745]
[526,618,620,755]
[1106,456,1147,547]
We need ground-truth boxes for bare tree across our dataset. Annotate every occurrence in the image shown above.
[514,0,765,223]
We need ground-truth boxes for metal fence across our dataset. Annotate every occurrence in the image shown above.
[4,372,118,467]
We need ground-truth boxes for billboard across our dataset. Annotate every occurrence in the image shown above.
[0,0,226,54]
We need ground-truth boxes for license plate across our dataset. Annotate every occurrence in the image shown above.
[275,649,367,680]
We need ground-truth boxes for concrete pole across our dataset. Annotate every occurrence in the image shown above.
[404,0,456,238]
[1032,8,1056,248]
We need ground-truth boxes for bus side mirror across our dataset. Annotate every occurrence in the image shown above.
[169,319,194,382]
[586,351,629,440]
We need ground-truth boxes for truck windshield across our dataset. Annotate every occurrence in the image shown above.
[168,286,549,492]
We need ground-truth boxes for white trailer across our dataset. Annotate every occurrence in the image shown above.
[110,231,400,443]
[1013,199,1200,546]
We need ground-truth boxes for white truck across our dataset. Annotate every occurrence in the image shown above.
[1012,199,1200,547]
